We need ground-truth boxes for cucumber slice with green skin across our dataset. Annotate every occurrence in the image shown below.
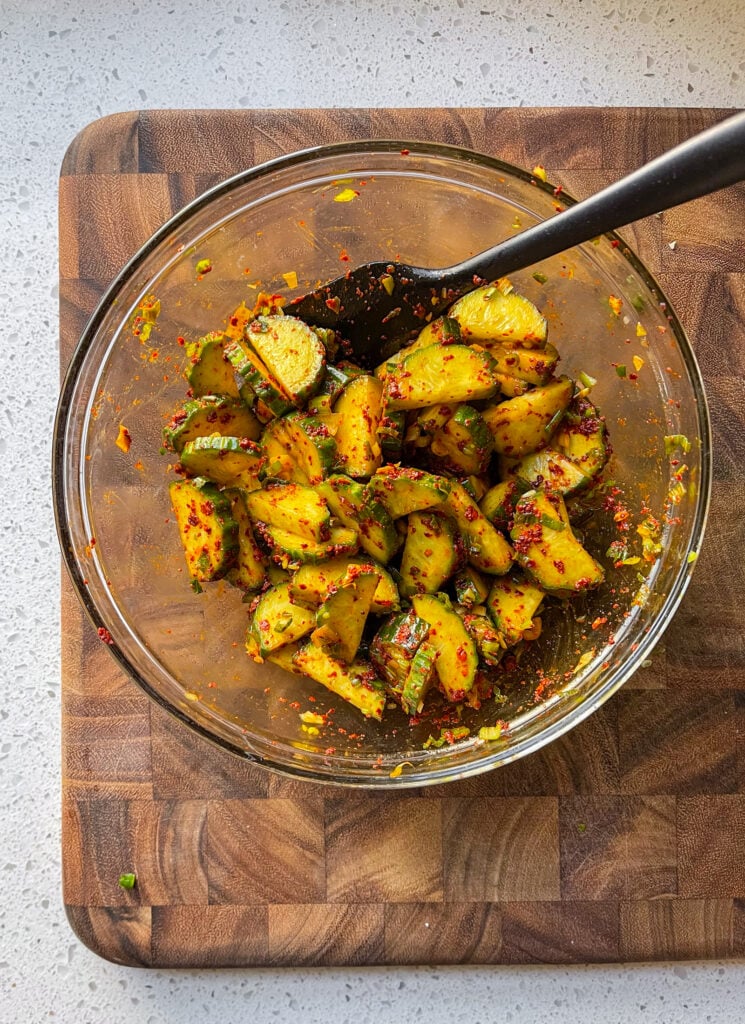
[553,396,610,482]
[459,611,505,667]
[289,556,400,615]
[224,337,294,418]
[411,593,479,702]
[510,448,591,497]
[479,480,520,529]
[444,481,513,575]
[306,364,356,416]
[180,435,264,490]
[254,522,359,569]
[486,574,546,647]
[169,478,238,582]
[312,566,379,663]
[375,315,461,379]
[370,609,431,696]
[510,490,605,595]
[292,645,387,720]
[163,395,261,453]
[384,344,499,411]
[259,418,299,481]
[482,376,574,458]
[316,474,401,564]
[414,403,456,437]
[483,341,560,384]
[453,566,490,608]
[430,404,493,476]
[369,466,450,519]
[399,511,459,597]
[448,284,547,348]
[259,413,337,486]
[186,333,240,398]
[333,375,384,479]
[377,410,406,462]
[401,639,438,716]
[247,582,316,658]
[224,489,267,593]
[245,314,326,406]
[246,482,331,543]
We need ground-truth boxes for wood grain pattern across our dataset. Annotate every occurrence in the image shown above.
[60,107,745,967]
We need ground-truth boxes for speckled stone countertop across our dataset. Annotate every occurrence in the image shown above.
[2,1,744,1021]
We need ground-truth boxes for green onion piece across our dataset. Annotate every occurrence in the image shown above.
[118,872,136,890]
[631,294,646,313]
[578,371,597,390]
[606,540,628,562]
[274,613,294,634]
[478,725,502,741]
[190,579,204,595]
[532,272,548,285]
[664,433,691,455]
[544,407,566,435]
[615,364,627,378]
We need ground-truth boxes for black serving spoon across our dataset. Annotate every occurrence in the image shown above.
[289,111,745,360]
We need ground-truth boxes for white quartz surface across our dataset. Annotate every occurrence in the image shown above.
[1,0,744,1020]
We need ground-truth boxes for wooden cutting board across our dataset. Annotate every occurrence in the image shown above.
[60,108,745,967]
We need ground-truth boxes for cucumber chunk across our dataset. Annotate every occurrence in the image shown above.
[333,375,385,478]
[411,594,478,702]
[254,522,359,568]
[487,574,546,646]
[163,395,261,453]
[244,314,326,405]
[370,609,431,697]
[247,582,316,658]
[482,377,574,457]
[179,435,264,490]
[224,489,267,593]
[399,511,459,597]
[511,490,604,595]
[185,332,240,398]
[169,478,238,582]
[292,646,386,720]
[444,481,513,575]
[316,474,401,564]
[384,344,499,410]
[312,566,379,663]
[448,284,547,347]
[430,404,493,476]
[289,555,400,615]
[369,465,450,518]
[246,481,331,543]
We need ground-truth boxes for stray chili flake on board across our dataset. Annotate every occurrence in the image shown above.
[97,627,114,645]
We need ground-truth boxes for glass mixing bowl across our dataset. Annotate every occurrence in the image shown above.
[54,141,711,787]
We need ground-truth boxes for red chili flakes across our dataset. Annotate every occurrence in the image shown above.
[400,148,410,156]
[97,627,114,645]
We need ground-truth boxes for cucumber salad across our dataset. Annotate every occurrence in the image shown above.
[165,280,610,723]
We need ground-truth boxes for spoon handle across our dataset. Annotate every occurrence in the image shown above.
[455,110,745,284]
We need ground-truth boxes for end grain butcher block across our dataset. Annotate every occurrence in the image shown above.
[59,107,745,967]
